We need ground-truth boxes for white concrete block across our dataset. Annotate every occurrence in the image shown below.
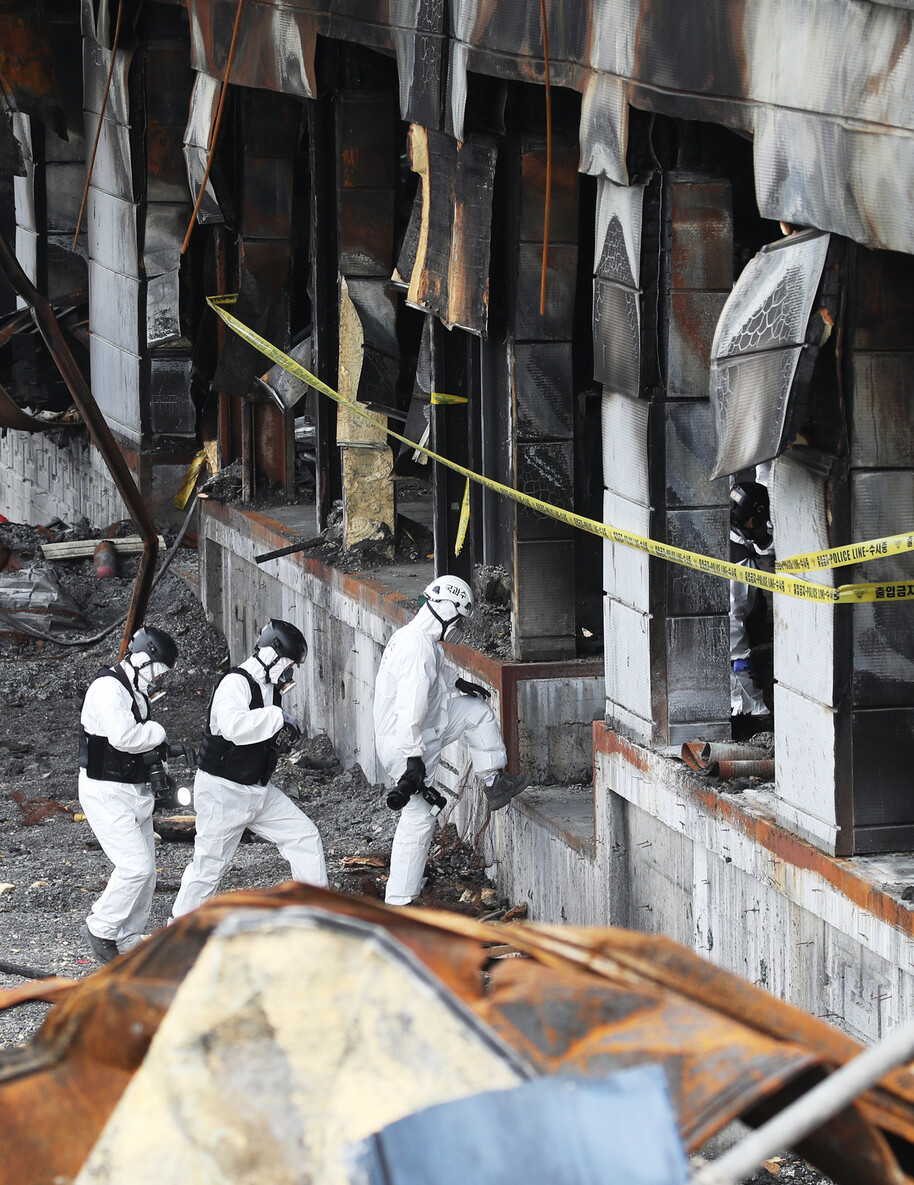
[602,488,650,610]
[601,390,650,501]
[603,595,653,721]
[774,682,840,852]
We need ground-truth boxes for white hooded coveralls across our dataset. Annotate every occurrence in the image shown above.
[171,654,327,918]
[373,603,506,905]
[78,661,166,951]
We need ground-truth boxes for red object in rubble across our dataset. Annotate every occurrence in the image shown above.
[93,540,117,579]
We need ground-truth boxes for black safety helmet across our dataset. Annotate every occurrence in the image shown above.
[730,481,770,530]
[256,619,308,664]
[128,625,178,669]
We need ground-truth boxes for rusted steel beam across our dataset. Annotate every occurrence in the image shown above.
[0,232,158,653]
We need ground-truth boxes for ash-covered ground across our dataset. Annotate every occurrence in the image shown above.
[0,519,512,1049]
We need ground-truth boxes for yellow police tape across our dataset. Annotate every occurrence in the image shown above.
[777,532,914,574]
[206,294,913,606]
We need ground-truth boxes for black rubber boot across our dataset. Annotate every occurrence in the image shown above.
[80,922,120,964]
[483,771,531,811]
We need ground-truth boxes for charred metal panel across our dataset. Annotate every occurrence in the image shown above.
[149,354,195,435]
[666,615,729,729]
[514,243,577,342]
[338,90,395,190]
[514,539,576,659]
[853,604,914,708]
[512,343,574,441]
[851,251,914,352]
[592,178,644,397]
[515,441,574,541]
[710,230,830,479]
[666,509,729,616]
[339,188,395,276]
[345,279,398,409]
[669,180,732,292]
[403,126,497,335]
[144,203,188,347]
[852,709,914,837]
[667,292,728,399]
[212,244,291,399]
[0,0,67,138]
[754,110,914,256]
[593,277,641,397]
[665,402,725,510]
[144,40,195,204]
[579,72,629,184]
[188,0,317,99]
[850,354,914,470]
[183,72,226,224]
[850,471,914,584]
[392,25,444,129]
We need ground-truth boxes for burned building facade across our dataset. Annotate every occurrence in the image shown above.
[4,0,914,1037]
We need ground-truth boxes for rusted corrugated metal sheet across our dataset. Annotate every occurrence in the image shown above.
[2,885,914,1185]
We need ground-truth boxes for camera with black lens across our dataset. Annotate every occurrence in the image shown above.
[386,781,415,811]
[143,743,195,811]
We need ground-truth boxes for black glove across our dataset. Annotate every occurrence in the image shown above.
[274,717,301,754]
[386,755,426,810]
[455,678,491,700]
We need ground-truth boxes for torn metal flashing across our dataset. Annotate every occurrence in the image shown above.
[710,229,830,479]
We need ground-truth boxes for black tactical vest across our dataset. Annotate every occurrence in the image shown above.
[197,668,280,786]
[78,666,151,784]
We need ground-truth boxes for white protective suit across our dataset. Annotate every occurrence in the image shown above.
[171,652,327,918]
[373,603,507,905]
[78,660,166,952]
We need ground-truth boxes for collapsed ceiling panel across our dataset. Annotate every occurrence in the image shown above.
[710,229,830,479]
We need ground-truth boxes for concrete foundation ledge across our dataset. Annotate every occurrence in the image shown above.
[586,723,914,1042]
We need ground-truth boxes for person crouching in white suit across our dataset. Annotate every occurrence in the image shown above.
[78,624,178,963]
[374,576,531,907]
[171,619,327,919]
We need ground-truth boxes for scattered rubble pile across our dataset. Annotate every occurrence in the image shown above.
[0,519,520,1048]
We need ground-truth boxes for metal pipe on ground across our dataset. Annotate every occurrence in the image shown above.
[0,231,159,654]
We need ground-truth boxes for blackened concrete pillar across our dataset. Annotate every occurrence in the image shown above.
[601,172,731,745]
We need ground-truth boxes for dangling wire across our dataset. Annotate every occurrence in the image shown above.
[181,0,246,255]
[539,0,552,317]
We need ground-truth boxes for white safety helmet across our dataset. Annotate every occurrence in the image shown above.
[422,576,473,641]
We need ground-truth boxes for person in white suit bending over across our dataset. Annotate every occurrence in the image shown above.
[374,576,530,906]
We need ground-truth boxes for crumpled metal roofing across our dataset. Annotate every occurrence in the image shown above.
[3,885,914,1185]
[186,0,914,255]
